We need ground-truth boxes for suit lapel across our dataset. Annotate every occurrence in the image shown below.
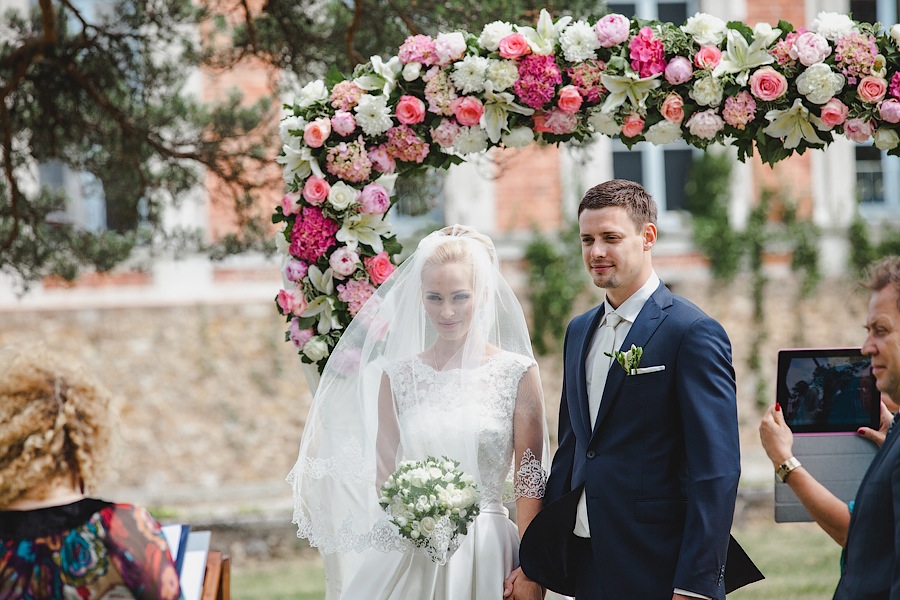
[575,305,605,437]
[590,284,672,438]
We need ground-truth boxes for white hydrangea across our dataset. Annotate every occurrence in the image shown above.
[874,127,900,150]
[588,110,621,136]
[485,59,519,92]
[681,13,727,46]
[453,126,489,154]
[451,55,491,94]
[810,12,857,41]
[354,94,393,136]
[795,63,845,104]
[501,127,534,148]
[559,20,599,63]
[644,120,683,145]
[479,20,515,51]
[689,76,724,107]
[279,115,306,144]
[296,80,329,109]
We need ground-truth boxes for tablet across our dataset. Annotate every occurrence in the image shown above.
[776,348,880,433]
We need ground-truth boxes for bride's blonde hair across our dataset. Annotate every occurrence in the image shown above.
[423,225,496,270]
[0,345,113,507]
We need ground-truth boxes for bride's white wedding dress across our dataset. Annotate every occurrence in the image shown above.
[340,351,543,600]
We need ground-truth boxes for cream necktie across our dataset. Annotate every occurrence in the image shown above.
[588,311,623,429]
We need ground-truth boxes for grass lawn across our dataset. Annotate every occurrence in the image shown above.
[231,520,843,599]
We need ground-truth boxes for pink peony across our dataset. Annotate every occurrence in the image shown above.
[533,110,578,134]
[290,206,338,262]
[431,118,461,148]
[367,145,396,174]
[621,113,645,137]
[685,109,725,140]
[398,34,438,65]
[790,32,831,66]
[337,279,377,317]
[629,26,666,78]
[694,45,722,70]
[820,98,849,127]
[396,95,427,125]
[329,246,361,278]
[749,67,788,101]
[721,91,757,130]
[660,93,685,124]
[557,85,584,114]
[303,117,331,148]
[302,177,330,204]
[359,182,391,215]
[281,191,301,215]
[858,75,888,103]
[594,13,631,48]
[513,54,563,110]
[331,111,357,137]
[384,125,430,163]
[664,56,694,85]
[288,319,314,350]
[365,251,396,285]
[330,80,364,111]
[844,118,875,143]
[498,33,532,59]
[879,99,900,123]
[326,137,372,183]
[277,289,308,317]
[283,259,308,284]
[450,96,485,127]
[435,32,467,66]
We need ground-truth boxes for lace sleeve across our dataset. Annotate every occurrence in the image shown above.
[513,362,548,500]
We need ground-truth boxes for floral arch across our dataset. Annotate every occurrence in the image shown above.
[274,9,900,372]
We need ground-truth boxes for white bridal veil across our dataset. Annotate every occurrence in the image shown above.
[287,225,549,594]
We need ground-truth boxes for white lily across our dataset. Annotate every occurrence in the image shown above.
[304,295,341,334]
[308,265,334,295]
[275,141,322,183]
[713,23,781,86]
[336,213,392,253]
[600,72,662,113]
[763,98,827,149]
[354,55,403,96]
[516,9,572,55]
[482,84,535,143]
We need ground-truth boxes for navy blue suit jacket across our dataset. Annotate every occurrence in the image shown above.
[520,282,741,599]
[834,415,900,599]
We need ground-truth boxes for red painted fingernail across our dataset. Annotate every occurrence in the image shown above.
[858,428,865,435]
[775,403,781,411]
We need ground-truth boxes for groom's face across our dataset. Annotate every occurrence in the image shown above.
[579,206,655,307]
[862,284,900,400]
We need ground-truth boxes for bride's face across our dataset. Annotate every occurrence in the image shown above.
[422,261,475,341]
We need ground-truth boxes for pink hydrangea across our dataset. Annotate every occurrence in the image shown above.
[289,206,339,262]
[889,71,900,100]
[337,279,377,317]
[834,32,878,85]
[331,111,357,137]
[566,59,606,104]
[326,137,372,183]
[384,125,430,163]
[629,27,666,78]
[288,319,314,350]
[722,91,757,130]
[398,34,438,65]
[513,54,563,110]
[423,67,458,116]
[330,80,364,111]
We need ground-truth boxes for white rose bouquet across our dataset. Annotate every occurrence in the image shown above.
[379,455,481,564]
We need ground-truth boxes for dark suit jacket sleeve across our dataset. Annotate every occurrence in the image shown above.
[672,316,741,595]
[545,323,575,504]
[893,455,900,599]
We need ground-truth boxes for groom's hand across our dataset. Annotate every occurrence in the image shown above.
[503,566,544,600]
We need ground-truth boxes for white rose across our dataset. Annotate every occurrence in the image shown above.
[588,110,621,136]
[644,120,683,145]
[689,76,724,107]
[796,64,845,104]
[874,127,900,150]
[303,337,329,361]
[419,516,437,535]
[810,11,857,41]
[279,115,306,144]
[501,126,534,148]
[479,20,515,51]
[297,80,329,109]
[681,13,727,46]
[559,20,599,63]
[402,62,422,81]
[328,181,359,210]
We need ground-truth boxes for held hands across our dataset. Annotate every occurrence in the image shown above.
[857,401,894,448]
[758,403,795,467]
[503,567,545,600]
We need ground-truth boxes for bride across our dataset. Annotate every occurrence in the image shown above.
[287,225,549,599]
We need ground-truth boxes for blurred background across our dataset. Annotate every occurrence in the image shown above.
[2,0,900,597]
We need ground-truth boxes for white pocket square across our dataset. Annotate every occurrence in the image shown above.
[632,365,665,375]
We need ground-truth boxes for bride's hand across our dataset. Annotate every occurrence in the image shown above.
[503,567,545,600]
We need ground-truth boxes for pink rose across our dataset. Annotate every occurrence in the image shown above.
[450,96,485,127]
[329,246,361,278]
[844,117,875,143]
[359,182,391,215]
[430,118,461,148]
[664,56,694,85]
[858,75,888,103]
[879,99,900,123]
[694,45,722,70]
[302,176,330,204]
[303,117,331,148]
[790,32,831,67]
[277,289,308,317]
[368,145,396,174]
[594,13,631,48]
[281,191,301,216]
[820,98,849,127]
[331,110,357,136]
[749,67,788,101]
[396,95,427,125]
[498,33,532,59]
[288,319,314,350]
[557,85,584,114]
[621,113,645,137]
[283,259,308,283]
[660,93,685,124]
[365,251,396,285]
[533,110,578,134]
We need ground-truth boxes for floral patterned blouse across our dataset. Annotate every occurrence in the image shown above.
[0,498,182,600]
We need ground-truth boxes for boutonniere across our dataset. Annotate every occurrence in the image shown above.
[605,344,643,375]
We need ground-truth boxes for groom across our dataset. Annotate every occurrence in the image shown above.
[510,179,741,599]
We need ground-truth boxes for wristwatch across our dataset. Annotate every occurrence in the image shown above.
[776,456,802,482]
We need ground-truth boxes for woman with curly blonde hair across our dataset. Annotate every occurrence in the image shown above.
[0,344,182,599]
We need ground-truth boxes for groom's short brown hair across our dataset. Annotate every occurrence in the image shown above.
[578,179,658,231]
